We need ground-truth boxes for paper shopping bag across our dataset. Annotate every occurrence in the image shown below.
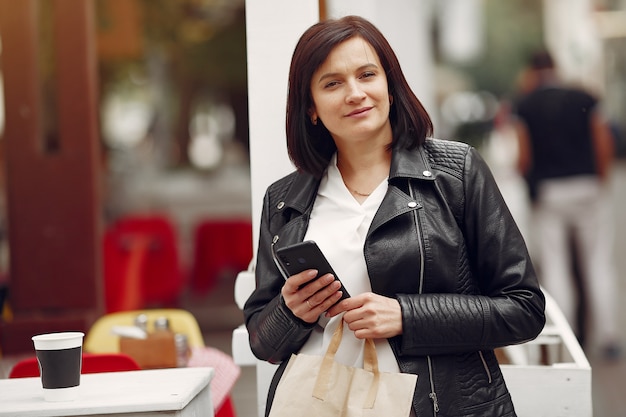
[268,319,417,417]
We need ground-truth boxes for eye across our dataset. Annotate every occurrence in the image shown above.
[360,71,376,79]
[324,80,341,89]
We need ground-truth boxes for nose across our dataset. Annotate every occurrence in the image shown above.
[345,80,366,103]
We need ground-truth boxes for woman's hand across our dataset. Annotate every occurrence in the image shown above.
[326,292,403,339]
[281,269,344,323]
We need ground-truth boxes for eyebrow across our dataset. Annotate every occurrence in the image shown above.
[316,63,379,85]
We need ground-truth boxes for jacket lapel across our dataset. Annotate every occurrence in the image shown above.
[276,142,437,239]
[369,144,436,233]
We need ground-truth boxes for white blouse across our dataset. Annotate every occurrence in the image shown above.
[298,154,400,374]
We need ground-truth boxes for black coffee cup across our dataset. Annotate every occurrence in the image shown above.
[32,332,84,401]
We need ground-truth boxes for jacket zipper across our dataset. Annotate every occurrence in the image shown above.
[427,357,440,414]
[409,181,439,416]
[478,351,492,383]
[270,235,289,280]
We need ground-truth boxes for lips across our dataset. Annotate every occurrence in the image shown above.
[346,107,372,117]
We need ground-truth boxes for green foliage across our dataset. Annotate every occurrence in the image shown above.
[143,0,247,89]
[97,0,247,92]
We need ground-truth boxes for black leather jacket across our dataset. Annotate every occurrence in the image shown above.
[244,138,546,417]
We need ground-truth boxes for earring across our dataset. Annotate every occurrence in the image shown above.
[311,117,318,125]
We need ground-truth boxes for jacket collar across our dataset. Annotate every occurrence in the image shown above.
[281,141,435,214]
[281,171,319,214]
[389,142,435,182]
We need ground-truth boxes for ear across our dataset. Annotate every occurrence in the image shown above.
[308,108,318,125]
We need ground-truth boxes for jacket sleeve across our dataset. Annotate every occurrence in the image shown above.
[243,188,315,364]
[397,146,546,356]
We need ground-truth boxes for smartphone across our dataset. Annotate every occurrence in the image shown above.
[274,240,350,301]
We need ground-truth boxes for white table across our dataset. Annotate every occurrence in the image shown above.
[0,367,214,417]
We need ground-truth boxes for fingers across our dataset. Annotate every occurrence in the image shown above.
[284,271,337,299]
[304,287,343,311]
[337,293,403,339]
[291,290,343,323]
[282,269,318,294]
[281,271,344,323]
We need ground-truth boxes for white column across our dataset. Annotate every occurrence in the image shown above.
[245,0,319,254]
[245,3,319,415]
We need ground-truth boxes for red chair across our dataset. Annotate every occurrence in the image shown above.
[217,397,237,417]
[190,219,252,294]
[103,215,183,312]
[9,352,141,378]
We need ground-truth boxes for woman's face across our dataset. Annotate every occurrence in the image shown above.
[309,37,392,147]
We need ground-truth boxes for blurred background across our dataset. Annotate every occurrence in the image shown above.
[0,0,625,416]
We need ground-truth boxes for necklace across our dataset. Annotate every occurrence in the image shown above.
[350,188,371,197]
[336,154,376,197]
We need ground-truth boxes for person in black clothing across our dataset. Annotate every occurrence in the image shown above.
[514,50,620,359]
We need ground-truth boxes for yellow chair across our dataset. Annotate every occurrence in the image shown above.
[84,308,205,353]
[85,308,239,417]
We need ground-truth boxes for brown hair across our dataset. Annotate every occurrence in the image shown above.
[286,15,433,178]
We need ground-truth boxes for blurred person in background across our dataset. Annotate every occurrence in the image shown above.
[513,50,621,360]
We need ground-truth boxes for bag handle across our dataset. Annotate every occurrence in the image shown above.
[313,319,381,408]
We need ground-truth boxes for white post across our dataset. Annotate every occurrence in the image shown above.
[245,0,319,255]
[245,3,320,415]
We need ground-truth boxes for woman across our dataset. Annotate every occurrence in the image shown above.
[244,15,545,417]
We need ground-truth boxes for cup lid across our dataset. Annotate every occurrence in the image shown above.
[32,332,84,350]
